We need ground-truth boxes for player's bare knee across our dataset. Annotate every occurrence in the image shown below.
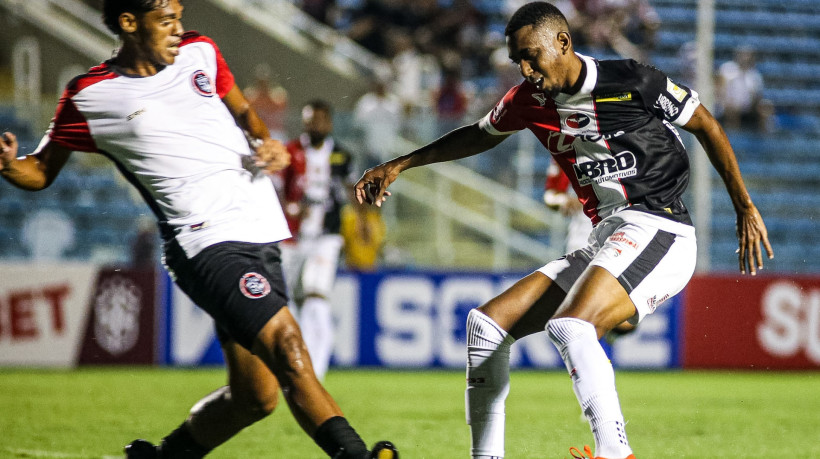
[235,389,279,420]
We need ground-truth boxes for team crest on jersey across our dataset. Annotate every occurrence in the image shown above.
[191,70,215,97]
[239,272,271,299]
[565,113,591,129]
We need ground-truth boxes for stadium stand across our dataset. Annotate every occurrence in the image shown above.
[0,0,817,273]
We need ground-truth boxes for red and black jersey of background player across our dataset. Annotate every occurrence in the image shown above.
[484,55,700,226]
[279,138,353,237]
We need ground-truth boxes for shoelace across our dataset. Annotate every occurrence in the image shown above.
[568,445,594,459]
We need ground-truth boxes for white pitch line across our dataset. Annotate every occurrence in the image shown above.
[1,447,121,458]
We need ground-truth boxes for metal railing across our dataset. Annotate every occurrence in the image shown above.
[3,0,563,270]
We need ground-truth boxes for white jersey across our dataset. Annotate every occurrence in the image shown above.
[45,32,291,258]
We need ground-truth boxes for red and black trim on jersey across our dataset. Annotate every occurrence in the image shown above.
[178,31,235,98]
[45,31,238,239]
[482,55,698,226]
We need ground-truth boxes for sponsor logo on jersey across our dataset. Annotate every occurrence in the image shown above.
[654,94,679,118]
[646,293,670,313]
[126,108,146,121]
[565,113,591,129]
[575,130,626,143]
[546,131,576,153]
[191,70,215,97]
[490,100,507,124]
[330,152,347,165]
[608,231,640,250]
[595,92,633,103]
[239,272,271,299]
[532,93,548,106]
[573,151,637,186]
[666,78,688,102]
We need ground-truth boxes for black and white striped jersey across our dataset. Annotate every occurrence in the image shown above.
[480,54,700,226]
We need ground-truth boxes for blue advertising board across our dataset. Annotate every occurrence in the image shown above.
[161,270,682,369]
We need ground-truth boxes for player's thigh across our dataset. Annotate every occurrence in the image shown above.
[553,265,635,336]
[221,338,280,411]
[251,306,316,379]
[478,271,567,339]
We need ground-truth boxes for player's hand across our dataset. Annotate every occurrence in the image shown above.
[253,138,290,173]
[735,204,774,275]
[354,162,398,207]
[1,131,19,171]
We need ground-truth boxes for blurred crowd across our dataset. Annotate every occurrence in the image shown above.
[289,0,663,141]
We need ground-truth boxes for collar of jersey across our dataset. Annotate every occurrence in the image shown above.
[553,53,597,105]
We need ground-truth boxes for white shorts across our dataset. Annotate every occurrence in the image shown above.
[281,234,343,302]
[537,209,697,324]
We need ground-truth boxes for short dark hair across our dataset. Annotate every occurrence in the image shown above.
[505,2,569,37]
[305,99,332,115]
[102,0,169,35]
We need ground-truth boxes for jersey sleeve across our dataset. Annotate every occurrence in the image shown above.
[478,85,527,135]
[637,62,700,126]
[47,87,97,152]
[182,32,235,98]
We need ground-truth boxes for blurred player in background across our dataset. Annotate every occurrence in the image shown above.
[277,100,354,381]
[0,1,396,458]
[544,160,593,253]
[355,2,772,458]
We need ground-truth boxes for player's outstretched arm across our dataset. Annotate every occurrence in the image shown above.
[354,122,509,206]
[683,104,774,275]
[222,84,290,173]
[1,132,72,191]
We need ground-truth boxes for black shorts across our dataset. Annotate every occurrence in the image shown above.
[164,240,289,350]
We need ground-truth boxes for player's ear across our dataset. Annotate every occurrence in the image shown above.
[119,12,139,34]
[557,31,571,54]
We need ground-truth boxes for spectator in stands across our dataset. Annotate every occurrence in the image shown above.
[388,28,441,142]
[340,187,386,272]
[245,63,289,141]
[353,74,404,161]
[297,0,338,26]
[0,1,397,458]
[716,46,774,132]
[434,67,471,136]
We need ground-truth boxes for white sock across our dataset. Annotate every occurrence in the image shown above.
[547,318,632,458]
[466,309,515,459]
[299,296,334,381]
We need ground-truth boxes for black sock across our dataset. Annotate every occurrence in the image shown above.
[159,422,212,458]
[313,416,368,459]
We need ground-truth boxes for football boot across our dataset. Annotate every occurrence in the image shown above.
[568,445,636,459]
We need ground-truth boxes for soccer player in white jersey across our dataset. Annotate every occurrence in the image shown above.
[277,100,354,381]
[0,1,397,458]
[354,2,772,458]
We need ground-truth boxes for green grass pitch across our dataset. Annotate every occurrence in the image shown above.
[0,368,817,458]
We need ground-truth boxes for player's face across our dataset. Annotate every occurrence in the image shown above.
[507,24,571,98]
[303,106,333,144]
[132,0,185,69]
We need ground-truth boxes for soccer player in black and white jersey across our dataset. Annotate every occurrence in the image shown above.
[355,2,772,459]
[0,1,396,458]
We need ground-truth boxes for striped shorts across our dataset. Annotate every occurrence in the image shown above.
[537,209,697,324]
